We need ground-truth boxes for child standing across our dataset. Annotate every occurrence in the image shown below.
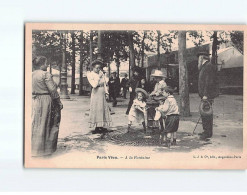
[128,88,148,133]
[154,86,179,147]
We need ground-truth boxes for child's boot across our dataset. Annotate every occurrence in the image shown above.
[127,124,131,133]
[159,134,164,145]
[166,139,171,148]
[142,122,146,133]
[171,138,177,146]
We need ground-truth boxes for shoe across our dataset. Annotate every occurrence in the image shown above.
[166,140,171,148]
[160,140,170,148]
[171,139,177,146]
[200,134,211,140]
[92,127,101,134]
[159,135,164,145]
[99,127,109,133]
[127,125,130,133]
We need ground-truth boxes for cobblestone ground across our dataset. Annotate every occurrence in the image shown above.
[51,91,243,157]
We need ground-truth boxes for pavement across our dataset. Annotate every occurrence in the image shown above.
[52,91,243,157]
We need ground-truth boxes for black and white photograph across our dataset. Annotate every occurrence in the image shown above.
[24,23,246,169]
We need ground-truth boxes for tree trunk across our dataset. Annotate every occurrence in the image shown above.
[211,31,219,95]
[97,30,103,60]
[79,31,84,96]
[116,58,120,77]
[128,31,135,77]
[178,31,190,117]
[71,31,76,94]
[141,31,146,67]
[106,62,109,79]
[59,63,61,87]
[211,31,218,66]
[137,52,141,67]
[157,30,161,70]
[60,31,70,99]
[89,31,93,71]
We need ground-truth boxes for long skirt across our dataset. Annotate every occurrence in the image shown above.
[89,87,112,127]
[31,95,61,157]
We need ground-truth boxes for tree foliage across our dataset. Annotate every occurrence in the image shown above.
[230,31,243,54]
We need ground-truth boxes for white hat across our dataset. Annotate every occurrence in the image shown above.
[151,70,166,77]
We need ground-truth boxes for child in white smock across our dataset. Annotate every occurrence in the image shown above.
[128,88,148,133]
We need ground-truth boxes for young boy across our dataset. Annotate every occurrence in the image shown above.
[154,86,179,147]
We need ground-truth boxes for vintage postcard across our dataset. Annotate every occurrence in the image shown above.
[25,23,247,169]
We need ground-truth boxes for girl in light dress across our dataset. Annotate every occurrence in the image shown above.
[127,88,149,133]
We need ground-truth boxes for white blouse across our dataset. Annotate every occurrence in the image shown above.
[87,71,108,93]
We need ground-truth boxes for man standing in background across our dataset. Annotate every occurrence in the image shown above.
[197,52,218,140]
[108,71,118,107]
[126,68,141,115]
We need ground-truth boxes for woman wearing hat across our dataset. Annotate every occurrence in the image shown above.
[87,59,112,134]
[32,56,63,157]
[150,70,167,97]
[127,88,149,133]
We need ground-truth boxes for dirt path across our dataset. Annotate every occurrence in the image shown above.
[51,92,243,158]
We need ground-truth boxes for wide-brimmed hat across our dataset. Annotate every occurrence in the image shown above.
[135,88,149,99]
[150,70,166,78]
[197,51,211,57]
[91,59,104,67]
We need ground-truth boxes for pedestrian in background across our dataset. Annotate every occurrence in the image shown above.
[126,67,141,115]
[139,78,149,92]
[120,73,129,99]
[108,71,118,107]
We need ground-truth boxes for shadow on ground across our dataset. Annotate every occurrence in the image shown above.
[105,126,212,153]
[53,133,106,157]
[53,125,212,156]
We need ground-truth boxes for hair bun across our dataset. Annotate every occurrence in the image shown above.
[32,56,47,67]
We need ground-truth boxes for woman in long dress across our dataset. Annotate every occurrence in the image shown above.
[32,56,63,157]
[87,59,112,134]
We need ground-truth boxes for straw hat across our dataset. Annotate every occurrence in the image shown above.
[135,88,149,99]
[151,70,166,78]
[199,100,213,116]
